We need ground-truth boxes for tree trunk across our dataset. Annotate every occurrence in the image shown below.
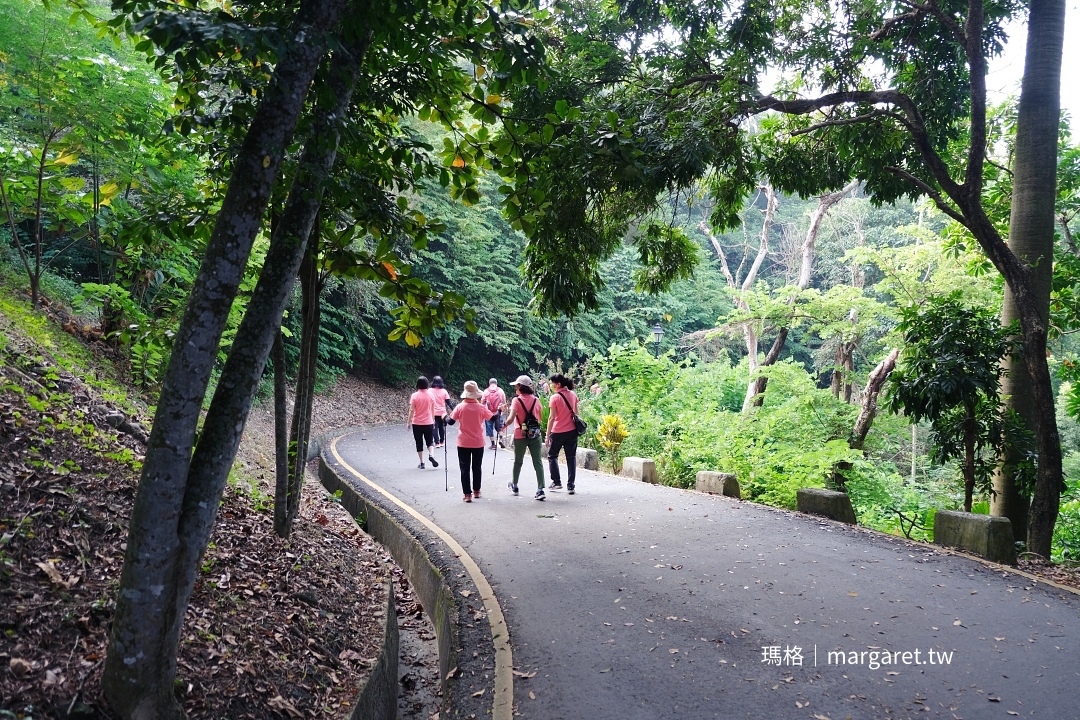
[991,0,1065,554]
[833,348,899,488]
[286,242,325,530]
[841,342,855,403]
[750,327,787,406]
[831,341,845,399]
[101,2,347,716]
[964,404,977,512]
[849,348,899,451]
[699,186,775,412]
[272,330,292,538]
[831,341,856,402]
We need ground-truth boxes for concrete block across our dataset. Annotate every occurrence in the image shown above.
[933,510,1017,565]
[695,471,741,499]
[577,448,599,470]
[619,457,658,484]
[797,487,857,524]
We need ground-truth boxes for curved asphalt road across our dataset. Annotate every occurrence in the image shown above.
[334,425,1079,719]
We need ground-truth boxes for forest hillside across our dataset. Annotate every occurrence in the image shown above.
[0,273,437,718]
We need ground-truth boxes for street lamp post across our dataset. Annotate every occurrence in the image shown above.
[651,323,665,358]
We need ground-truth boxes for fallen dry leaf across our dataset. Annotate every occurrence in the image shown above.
[8,658,31,679]
[471,689,485,698]
[268,695,303,719]
[36,560,66,586]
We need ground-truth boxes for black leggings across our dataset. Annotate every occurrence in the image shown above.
[412,424,434,452]
[458,446,484,495]
[433,415,446,445]
[547,430,578,486]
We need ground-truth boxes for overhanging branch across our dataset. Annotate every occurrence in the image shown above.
[883,165,967,225]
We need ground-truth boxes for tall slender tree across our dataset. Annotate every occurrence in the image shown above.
[992,0,1066,545]
[102,1,349,716]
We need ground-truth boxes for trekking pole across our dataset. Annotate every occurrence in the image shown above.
[444,432,448,492]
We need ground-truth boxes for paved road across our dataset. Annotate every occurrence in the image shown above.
[333,426,1079,719]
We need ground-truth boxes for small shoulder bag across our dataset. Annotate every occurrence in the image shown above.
[557,391,588,436]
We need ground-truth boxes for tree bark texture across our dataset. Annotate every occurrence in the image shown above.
[179,24,369,547]
[991,0,1065,552]
[833,347,898,488]
[964,405,977,512]
[849,348,899,451]
[286,243,325,532]
[831,341,855,402]
[101,1,348,716]
[272,330,292,537]
[736,186,776,411]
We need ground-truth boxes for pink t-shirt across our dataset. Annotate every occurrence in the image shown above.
[510,394,543,440]
[431,387,451,416]
[450,400,495,448]
[548,390,579,433]
[410,389,435,426]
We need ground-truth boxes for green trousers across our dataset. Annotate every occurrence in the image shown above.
[512,435,545,489]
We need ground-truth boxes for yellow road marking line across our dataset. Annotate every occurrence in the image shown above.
[330,435,513,720]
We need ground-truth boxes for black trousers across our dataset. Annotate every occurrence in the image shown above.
[412,424,434,452]
[433,415,446,445]
[547,430,578,486]
[458,446,484,495]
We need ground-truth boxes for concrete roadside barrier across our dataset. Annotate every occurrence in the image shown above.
[619,457,658,484]
[797,487,857,524]
[933,510,1017,565]
[576,448,599,470]
[695,471,741,498]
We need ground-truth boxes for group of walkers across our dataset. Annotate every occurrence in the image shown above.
[406,374,581,503]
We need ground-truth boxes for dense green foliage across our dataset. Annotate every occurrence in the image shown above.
[1,0,1079,565]
[574,343,942,540]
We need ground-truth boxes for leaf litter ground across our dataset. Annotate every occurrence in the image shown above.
[0,304,440,719]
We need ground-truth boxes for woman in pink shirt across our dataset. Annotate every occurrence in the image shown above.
[545,373,580,494]
[405,376,438,469]
[448,380,495,502]
[508,375,546,500]
[430,376,452,448]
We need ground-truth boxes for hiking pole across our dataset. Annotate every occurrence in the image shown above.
[443,430,448,492]
[492,412,503,475]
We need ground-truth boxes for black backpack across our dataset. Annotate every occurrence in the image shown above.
[520,396,542,439]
